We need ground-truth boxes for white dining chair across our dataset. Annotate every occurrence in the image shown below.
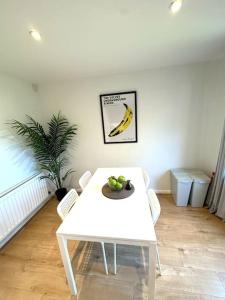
[143,169,150,189]
[57,188,109,275]
[79,170,92,191]
[57,188,79,221]
[113,189,162,275]
[147,189,162,275]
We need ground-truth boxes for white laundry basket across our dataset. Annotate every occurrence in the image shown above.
[171,170,193,207]
[189,174,210,207]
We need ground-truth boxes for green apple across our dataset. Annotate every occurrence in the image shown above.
[108,178,117,190]
[118,176,125,183]
[108,178,116,185]
[115,181,123,190]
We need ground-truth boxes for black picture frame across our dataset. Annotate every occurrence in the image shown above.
[100,91,137,144]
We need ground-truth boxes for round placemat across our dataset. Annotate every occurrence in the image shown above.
[102,183,135,200]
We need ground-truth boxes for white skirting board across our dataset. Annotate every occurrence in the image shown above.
[154,190,171,194]
[0,174,50,248]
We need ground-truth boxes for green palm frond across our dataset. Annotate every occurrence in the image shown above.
[62,168,75,182]
[11,118,51,163]
[10,112,77,189]
[59,125,77,153]
[39,174,58,188]
[47,112,77,158]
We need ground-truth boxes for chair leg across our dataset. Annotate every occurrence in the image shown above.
[101,242,108,275]
[113,243,117,275]
[156,244,162,275]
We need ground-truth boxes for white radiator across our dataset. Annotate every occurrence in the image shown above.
[0,174,49,248]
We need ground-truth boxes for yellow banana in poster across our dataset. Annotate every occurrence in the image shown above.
[108,104,133,137]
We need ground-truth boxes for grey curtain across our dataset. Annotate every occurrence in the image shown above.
[206,121,225,220]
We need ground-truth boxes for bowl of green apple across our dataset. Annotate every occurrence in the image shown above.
[107,175,126,191]
[102,175,134,199]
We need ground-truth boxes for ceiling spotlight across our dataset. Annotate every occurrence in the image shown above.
[170,0,183,14]
[29,29,42,41]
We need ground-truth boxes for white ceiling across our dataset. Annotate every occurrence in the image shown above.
[0,0,225,83]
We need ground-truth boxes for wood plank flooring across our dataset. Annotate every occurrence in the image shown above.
[0,194,225,299]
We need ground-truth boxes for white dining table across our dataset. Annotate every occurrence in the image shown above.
[56,167,157,299]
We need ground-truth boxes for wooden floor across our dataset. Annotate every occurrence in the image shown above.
[0,195,225,300]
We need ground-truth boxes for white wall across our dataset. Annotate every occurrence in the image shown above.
[0,72,41,195]
[1,59,223,194]
[39,64,205,192]
[199,57,225,173]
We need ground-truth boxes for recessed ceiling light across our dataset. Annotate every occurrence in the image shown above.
[170,0,183,14]
[29,29,42,41]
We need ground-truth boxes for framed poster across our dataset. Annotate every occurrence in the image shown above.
[100,91,137,144]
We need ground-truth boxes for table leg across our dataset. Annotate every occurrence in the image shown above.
[114,243,117,275]
[148,243,156,300]
[57,235,77,295]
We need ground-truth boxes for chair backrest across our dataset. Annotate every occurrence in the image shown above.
[57,189,79,221]
[143,169,150,189]
[147,189,161,225]
[79,170,92,191]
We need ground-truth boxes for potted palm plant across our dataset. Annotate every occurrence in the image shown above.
[10,112,77,201]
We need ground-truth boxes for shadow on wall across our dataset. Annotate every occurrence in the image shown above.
[0,129,37,196]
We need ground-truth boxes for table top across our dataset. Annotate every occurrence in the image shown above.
[56,167,156,246]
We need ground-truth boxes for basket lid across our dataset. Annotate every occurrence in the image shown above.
[191,174,210,183]
[174,173,193,183]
